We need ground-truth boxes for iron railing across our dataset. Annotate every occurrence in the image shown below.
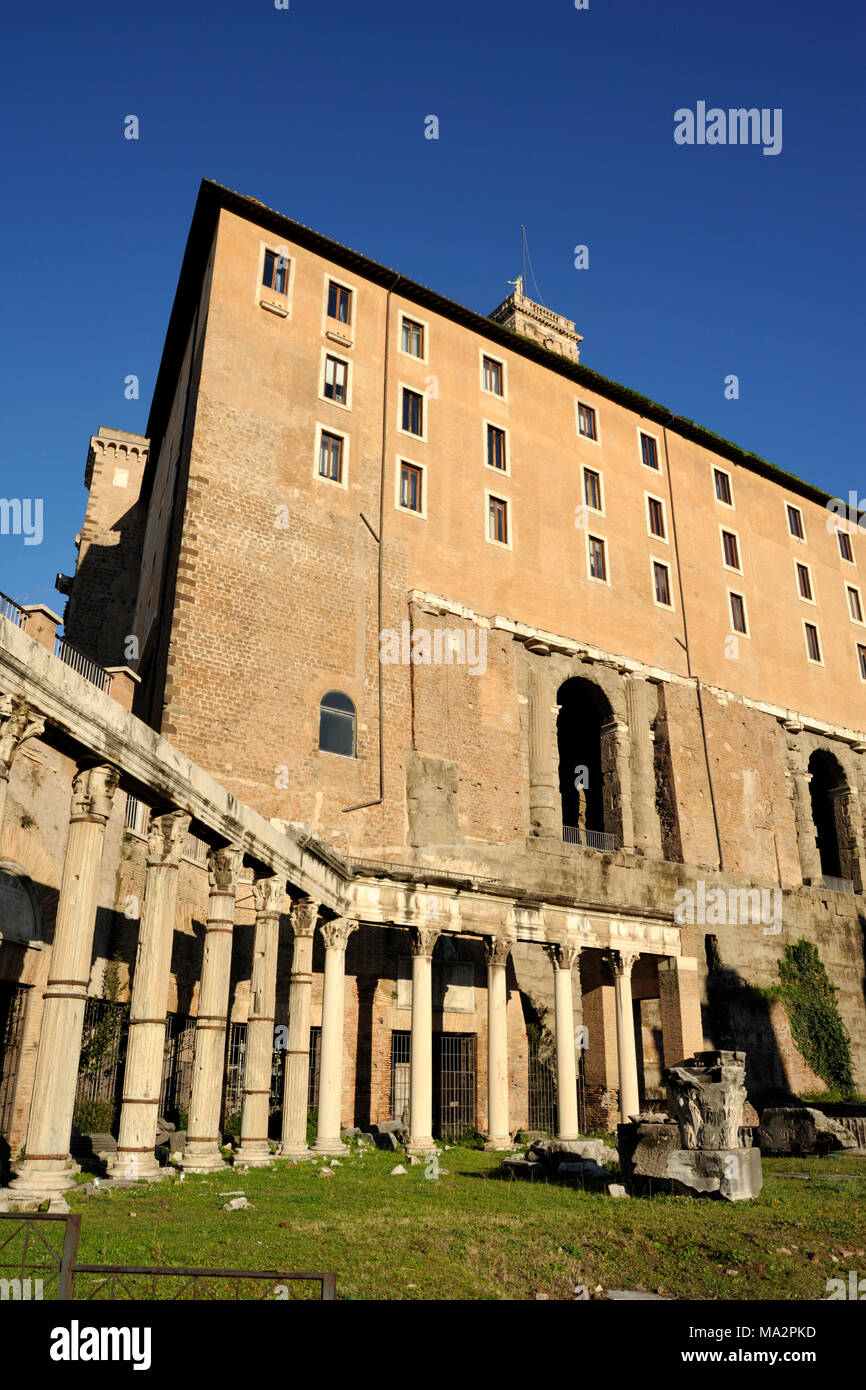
[0,983,28,1146]
[124,794,150,836]
[0,1213,81,1300]
[69,1264,336,1300]
[0,591,27,628]
[562,825,619,852]
[822,874,855,894]
[53,636,111,693]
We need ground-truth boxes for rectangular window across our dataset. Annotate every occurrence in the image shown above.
[323,355,348,404]
[838,530,854,562]
[796,562,813,601]
[487,424,506,471]
[318,431,343,482]
[653,560,672,606]
[488,495,509,544]
[401,317,424,357]
[588,535,607,582]
[804,622,821,662]
[730,592,748,635]
[722,530,740,570]
[482,356,503,395]
[399,462,423,513]
[402,388,423,436]
[647,497,666,539]
[327,280,352,324]
[848,586,864,622]
[263,249,288,295]
[640,432,659,470]
[714,468,733,505]
[578,403,597,440]
[858,644,866,680]
[584,467,602,511]
[787,504,805,539]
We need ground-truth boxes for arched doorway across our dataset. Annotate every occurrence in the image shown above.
[556,677,614,844]
[808,749,846,879]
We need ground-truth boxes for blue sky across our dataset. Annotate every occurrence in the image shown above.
[1,0,863,613]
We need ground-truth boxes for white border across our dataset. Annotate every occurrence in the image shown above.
[803,619,823,665]
[857,641,866,681]
[793,557,816,605]
[394,455,427,519]
[313,422,349,491]
[728,588,750,638]
[837,528,856,565]
[785,500,806,544]
[645,491,668,545]
[484,488,513,550]
[650,556,675,609]
[479,349,507,402]
[397,380,428,443]
[397,310,429,365]
[712,464,735,509]
[255,240,294,315]
[575,398,601,447]
[718,523,741,573]
[318,348,353,412]
[582,463,604,516]
[846,582,865,625]
[322,272,357,341]
[637,425,663,475]
[483,417,510,476]
[585,530,610,586]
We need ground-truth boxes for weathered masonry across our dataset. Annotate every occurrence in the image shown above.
[1,180,865,1190]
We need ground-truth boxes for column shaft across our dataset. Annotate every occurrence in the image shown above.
[181,848,242,1173]
[610,949,640,1125]
[10,764,118,1202]
[312,918,358,1155]
[111,810,190,1181]
[280,899,318,1158]
[407,924,439,1155]
[483,935,512,1151]
[626,675,662,856]
[235,875,284,1167]
[546,942,580,1141]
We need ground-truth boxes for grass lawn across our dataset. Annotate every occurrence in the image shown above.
[64,1146,866,1301]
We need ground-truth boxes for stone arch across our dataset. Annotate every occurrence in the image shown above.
[808,748,847,879]
[556,677,614,837]
[0,860,43,950]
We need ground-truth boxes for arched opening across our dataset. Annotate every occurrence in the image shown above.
[808,749,846,879]
[556,677,613,842]
[318,690,356,758]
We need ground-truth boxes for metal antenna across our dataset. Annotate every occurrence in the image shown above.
[521,225,527,299]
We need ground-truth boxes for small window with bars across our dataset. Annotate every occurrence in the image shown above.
[787,504,805,540]
[577,402,597,440]
[647,496,666,539]
[486,424,507,471]
[588,534,607,582]
[721,529,740,570]
[804,622,821,662]
[730,591,748,635]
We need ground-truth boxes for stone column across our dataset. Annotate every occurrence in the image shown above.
[657,955,703,1067]
[312,917,358,1156]
[783,724,822,884]
[483,934,513,1151]
[600,718,634,851]
[609,948,640,1125]
[625,675,662,857]
[0,693,45,834]
[831,783,865,891]
[9,763,119,1204]
[279,898,319,1159]
[110,810,190,1181]
[235,874,285,1167]
[528,665,559,838]
[180,847,243,1173]
[544,941,581,1142]
[407,923,440,1155]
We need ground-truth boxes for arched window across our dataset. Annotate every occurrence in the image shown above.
[318,690,356,758]
[556,677,614,844]
[808,749,846,879]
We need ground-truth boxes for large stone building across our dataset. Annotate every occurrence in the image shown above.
[1,179,864,1199]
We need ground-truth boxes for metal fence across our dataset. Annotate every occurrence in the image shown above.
[0,1212,81,1300]
[0,984,28,1144]
[434,1033,476,1138]
[0,590,27,628]
[69,1264,336,1300]
[74,998,129,1131]
[562,825,619,852]
[390,1031,411,1122]
[124,794,150,836]
[53,636,111,693]
[160,1013,197,1124]
[528,1033,557,1133]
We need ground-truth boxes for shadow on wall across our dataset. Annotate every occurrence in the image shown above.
[702,937,796,1106]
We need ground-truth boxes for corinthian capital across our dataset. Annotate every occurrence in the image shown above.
[0,694,45,780]
[544,940,580,972]
[607,947,639,979]
[252,874,286,916]
[70,763,120,822]
[290,898,319,937]
[319,916,358,951]
[146,810,191,867]
[483,933,513,967]
[410,923,440,958]
[207,846,243,893]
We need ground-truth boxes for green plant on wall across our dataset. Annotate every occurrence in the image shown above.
[777,939,854,1100]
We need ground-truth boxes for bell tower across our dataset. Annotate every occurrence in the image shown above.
[488,275,583,363]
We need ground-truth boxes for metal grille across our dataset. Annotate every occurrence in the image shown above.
[562,826,619,852]
[53,636,111,693]
[528,1032,557,1133]
[390,1031,411,1122]
[70,1263,335,1300]
[74,999,129,1129]
[308,1027,321,1110]
[0,984,28,1142]
[222,1022,247,1128]
[160,1014,196,1124]
[124,795,150,836]
[0,1213,81,1301]
[434,1034,476,1139]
